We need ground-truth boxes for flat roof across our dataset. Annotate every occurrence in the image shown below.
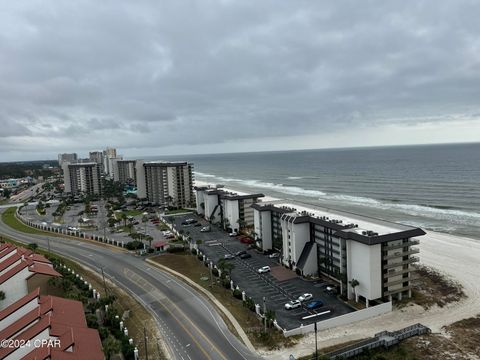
[252,201,426,245]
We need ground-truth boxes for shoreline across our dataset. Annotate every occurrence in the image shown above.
[195,180,480,359]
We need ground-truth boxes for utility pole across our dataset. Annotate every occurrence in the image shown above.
[314,321,318,360]
[144,327,148,360]
[263,296,267,333]
[47,237,51,253]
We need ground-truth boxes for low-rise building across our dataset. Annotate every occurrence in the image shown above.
[0,244,61,308]
[196,186,264,232]
[0,288,103,360]
[252,202,425,305]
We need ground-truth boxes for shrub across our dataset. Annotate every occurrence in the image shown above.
[125,240,143,250]
[191,248,197,255]
[212,268,219,277]
[197,254,203,261]
[222,278,231,289]
[167,246,184,253]
[244,297,256,312]
[233,289,242,300]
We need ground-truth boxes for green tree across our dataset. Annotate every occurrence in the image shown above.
[349,278,360,303]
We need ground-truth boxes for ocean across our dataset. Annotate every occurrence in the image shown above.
[146,142,480,239]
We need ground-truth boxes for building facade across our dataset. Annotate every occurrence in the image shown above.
[62,162,102,196]
[196,186,264,232]
[252,202,425,304]
[88,151,104,165]
[57,153,77,167]
[136,161,194,208]
[113,159,137,185]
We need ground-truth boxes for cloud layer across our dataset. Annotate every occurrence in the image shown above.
[1,1,480,160]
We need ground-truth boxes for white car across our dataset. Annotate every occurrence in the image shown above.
[229,231,238,237]
[257,266,271,274]
[268,253,280,258]
[298,293,313,302]
[284,300,301,310]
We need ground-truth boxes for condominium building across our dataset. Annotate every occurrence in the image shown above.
[57,153,77,167]
[196,186,264,232]
[112,159,137,185]
[88,151,104,165]
[136,161,194,208]
[62,162,102,196]
[252,202,425,304]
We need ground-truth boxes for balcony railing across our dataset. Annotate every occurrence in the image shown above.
[383,256,419,269]
[383,248,420,260]
[383,239,420,251]
[384,285,413,296]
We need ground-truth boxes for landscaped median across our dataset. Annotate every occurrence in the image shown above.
[148,251,302,351]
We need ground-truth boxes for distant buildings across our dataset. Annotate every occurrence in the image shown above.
[252,201,425,304]
[136,161,194,208]
[196,186,264,232]
[88,151,103,165]
[57,153,77,167]
[62,162,102,196]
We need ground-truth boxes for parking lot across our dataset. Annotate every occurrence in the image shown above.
[169,213,354,330]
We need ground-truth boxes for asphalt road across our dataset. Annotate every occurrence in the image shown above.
[0,209,263,360]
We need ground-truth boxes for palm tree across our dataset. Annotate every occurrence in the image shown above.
[349,279,360,303]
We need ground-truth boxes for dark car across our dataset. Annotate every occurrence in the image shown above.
[239,253,252,259]
[305,300,324,310]
[235,250,246,256]
[194,223,202,227]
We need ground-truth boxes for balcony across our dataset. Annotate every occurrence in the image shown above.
[383,239,420,251]
[383,256,419,270]
[383,248,420,260]
[383,285,413,296]
[384,267,416,278]
[384,276,416,287]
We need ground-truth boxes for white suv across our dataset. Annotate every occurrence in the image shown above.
[284,300,301,310]
[257,266,271,274]
[298,293,313,302]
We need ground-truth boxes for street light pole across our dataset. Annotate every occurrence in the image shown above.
[263,296,267,333]
[144,327,148,360]
[100,267,108,296]
[47,237,51,253]
[314,321,318,360]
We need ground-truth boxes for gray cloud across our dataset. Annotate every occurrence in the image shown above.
[1,0,480,160]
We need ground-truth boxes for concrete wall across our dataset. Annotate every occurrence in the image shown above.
[303,242,318,276]
[196,189,206,215]
[254,209,272,250]
[347,241,382,301]
[223,199,239,231]
[283,301,392,337]
[205,193,220,223]
[0,268,30,307]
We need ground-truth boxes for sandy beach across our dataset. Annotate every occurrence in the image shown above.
[195,180,480,359]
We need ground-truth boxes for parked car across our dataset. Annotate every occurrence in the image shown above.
[298,293,313,302]
[200,226,211,232]
[239,253,252,259]
[182,219,197,225]
[305,300,324,310]
[257,266,271,274]
[194,223,202,227]
[235,250,246,256]
[229,230,238,237]
[263,249,274,255]
[284,300,301,310]
[268,253,280,258]
[224,254,235,260]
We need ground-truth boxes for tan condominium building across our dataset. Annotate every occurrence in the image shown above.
[62,162,102,196]
[136,160,194,208]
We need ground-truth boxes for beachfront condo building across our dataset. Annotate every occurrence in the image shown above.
[252,202,425,305]
[136,161,194,208]
[196,186,264,232]
[62,162,102,196]
[112,159,137,185]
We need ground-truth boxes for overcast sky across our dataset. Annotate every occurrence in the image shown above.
[1,1,480,161]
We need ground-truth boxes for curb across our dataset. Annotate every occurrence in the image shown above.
[145,258,257,353]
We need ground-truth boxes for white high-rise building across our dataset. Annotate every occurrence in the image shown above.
[136,161,194,208]
[62,162,102,196]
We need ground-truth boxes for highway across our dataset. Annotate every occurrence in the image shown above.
[0,208,263,360]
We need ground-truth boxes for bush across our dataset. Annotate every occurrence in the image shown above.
[212,268,219,277]
[222,278,231,289]
[244,297,256,312]
[125,240,144,250]
[191,248,197,255]
[233,289,242,300]
[197,254,203,261]
[167,246,185,253]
